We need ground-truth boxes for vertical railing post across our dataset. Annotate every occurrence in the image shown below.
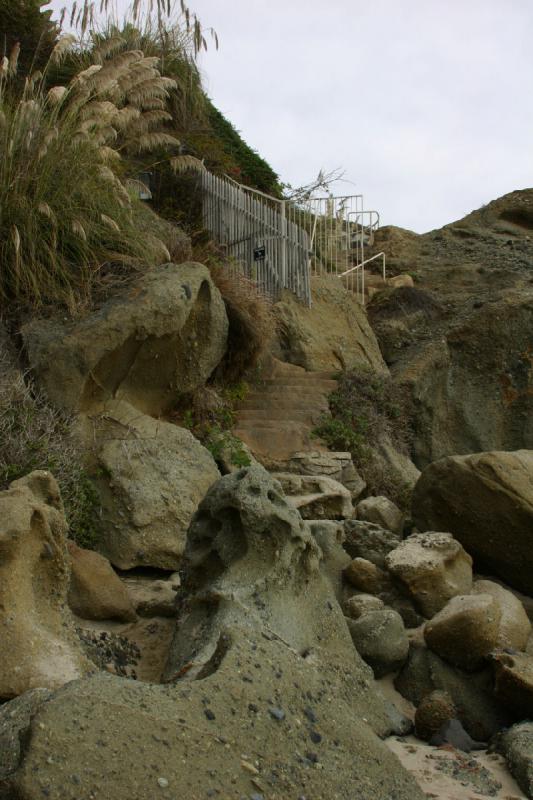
[281,199,287,290]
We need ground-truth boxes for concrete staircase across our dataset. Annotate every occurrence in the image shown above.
[233,359,338,464]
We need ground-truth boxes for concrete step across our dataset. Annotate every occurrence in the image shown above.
[236,409,324,422]
[238,399,328,413]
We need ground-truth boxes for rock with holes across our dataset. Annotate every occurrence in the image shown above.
[67,541,136,622]
[0,466,425,800]
[385,532,473,618]
[0,472,91,699]
[22,262,228,416]
[343,519,401,568]
[271,472,354,519]
[357,496,404,535]
[82,400,220,570]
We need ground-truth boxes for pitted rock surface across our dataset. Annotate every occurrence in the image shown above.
[0,466,425,800]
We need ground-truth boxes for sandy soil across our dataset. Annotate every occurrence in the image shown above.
[377,677,526,800]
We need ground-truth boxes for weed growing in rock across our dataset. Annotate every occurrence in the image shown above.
[313,366,413,507]
[173,382,251,469]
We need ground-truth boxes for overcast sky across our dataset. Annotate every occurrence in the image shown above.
[50,0,533,232]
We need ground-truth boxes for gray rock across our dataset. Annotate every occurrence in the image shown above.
[498,721,533,799]
[272,472,354,520]
[343,519,401,568]
[22,262,228,416]
[309,520,351,601]
[344,593,384,620]
[347,609,409,677]
[0,689,52,780]
[429,719,487,752]
[395,641,512,741]
[0,466,425,800]
[287,451,366,498]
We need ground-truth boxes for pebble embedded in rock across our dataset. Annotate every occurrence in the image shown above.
[268,706,285,721]
[157,776,169,788]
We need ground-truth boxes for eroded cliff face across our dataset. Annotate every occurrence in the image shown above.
[367,188,533,466]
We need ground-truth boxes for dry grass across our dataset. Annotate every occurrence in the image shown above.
[0,335,102,547]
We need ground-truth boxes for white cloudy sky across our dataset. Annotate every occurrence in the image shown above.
[49,0,533,232]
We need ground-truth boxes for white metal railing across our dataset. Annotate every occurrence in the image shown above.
[200,171,383,305]
[339,252,386,304]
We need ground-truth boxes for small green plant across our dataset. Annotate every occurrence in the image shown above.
[312,366,414,508]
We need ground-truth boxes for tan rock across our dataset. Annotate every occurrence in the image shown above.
[424,593,502,671]
[473,580,531,651]
[67,541,136,622]
[0,472,90,699]
[388,274,415,289]
[85,400,220,570]
[357,495,404,534]
[344,557,391,594]
[123,578,178,618]
[272,472,354,520]
[412,450,533,595]
[22,262,228,416]
[273,273,387,373]
[385,532,473,618]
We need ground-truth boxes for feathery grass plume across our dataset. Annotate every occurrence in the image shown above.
[0,42,175,311]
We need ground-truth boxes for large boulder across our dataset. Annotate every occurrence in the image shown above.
[274,273,388,373]
[0,472,90,699]
[22,262,228,416]
[0,466,425,800]
[385,532,473,618]
[412,450,533,594]
[84,400,220,570]
[424,593,501,671]
[67,541,136,622]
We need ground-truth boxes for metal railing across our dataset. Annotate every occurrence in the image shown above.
[200,171,384,305]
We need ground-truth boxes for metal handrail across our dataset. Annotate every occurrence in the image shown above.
[339,252,386,304]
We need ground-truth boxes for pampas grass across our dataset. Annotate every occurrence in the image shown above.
[0,32,183,311]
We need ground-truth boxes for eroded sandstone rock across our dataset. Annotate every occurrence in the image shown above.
[498,721,533,799]
[0,472,90,699]
[23,262,228,416]
[385,532,473,618]
[271,472,354,519]
[0,466,425,800]
[473,579,531,651]
[343,519,401,567]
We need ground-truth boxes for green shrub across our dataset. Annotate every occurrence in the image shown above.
[313,367,413,506]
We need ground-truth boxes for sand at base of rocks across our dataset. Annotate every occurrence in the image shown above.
[378,676,526,800]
